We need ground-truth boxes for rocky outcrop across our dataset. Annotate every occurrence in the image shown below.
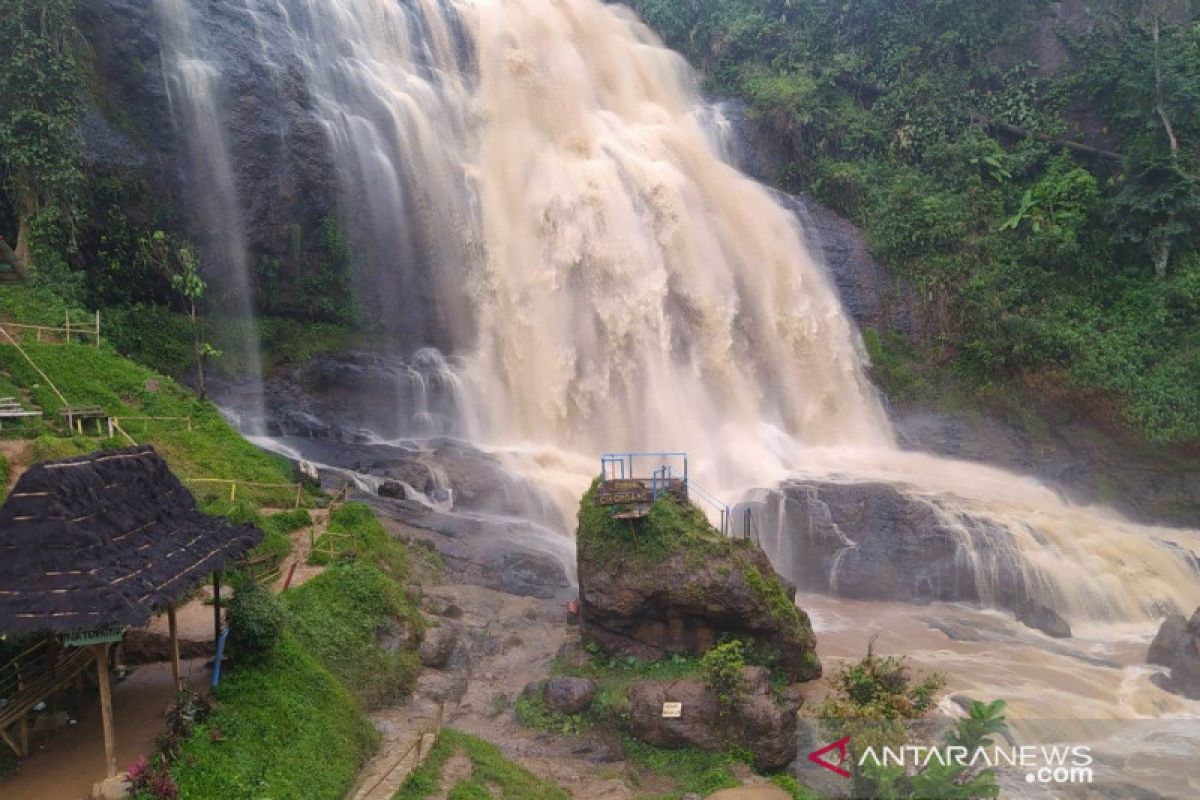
[748,480,1083,635]
[1147,608,1200,699]
[577,491,820,682]
[1016,601,1072,639]
[627,666,802,770]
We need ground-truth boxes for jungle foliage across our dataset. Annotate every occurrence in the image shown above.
[631,0,1200,444]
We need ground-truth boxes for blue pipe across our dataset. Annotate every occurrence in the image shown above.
[212,626,231,687]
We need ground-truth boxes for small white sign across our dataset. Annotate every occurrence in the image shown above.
[661,702,682,719]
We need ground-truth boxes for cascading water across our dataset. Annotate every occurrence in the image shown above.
[154,0,265,425]
[158,0,1199,792]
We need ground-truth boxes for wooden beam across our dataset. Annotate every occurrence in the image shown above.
[92,643,116,778]
[167,604,182,690]
[213,570,222,647]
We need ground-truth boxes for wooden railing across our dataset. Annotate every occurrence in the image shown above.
[183,478,305,508]
[0,311,101,347]
[354,701,445,799]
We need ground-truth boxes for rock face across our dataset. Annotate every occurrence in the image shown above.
[1147,608,1200,699]
[627,667,802,770]
[750,480,1075,625]
[578,492,820,682]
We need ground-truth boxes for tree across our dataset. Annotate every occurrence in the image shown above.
[145,231,220,398]
[0,0,84,274]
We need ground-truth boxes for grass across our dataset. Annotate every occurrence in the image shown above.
[309,502,410,578]
[576,479,734,568]
[170,634,378,800]
[284,561,424,709]
[393,729,569,800]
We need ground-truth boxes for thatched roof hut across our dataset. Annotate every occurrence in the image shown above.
[0,445,262,635]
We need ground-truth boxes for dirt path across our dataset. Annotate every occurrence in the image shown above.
[273,506,330,591]
[401,583,637,800]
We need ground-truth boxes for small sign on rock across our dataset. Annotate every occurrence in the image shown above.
[661,701,682,718]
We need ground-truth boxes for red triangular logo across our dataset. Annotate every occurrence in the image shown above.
[807,736,852,778]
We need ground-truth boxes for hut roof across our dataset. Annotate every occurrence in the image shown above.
[0,445,262,635]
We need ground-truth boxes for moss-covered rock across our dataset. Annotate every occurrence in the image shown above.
[576,480,821,682]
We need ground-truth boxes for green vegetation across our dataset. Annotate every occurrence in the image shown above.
[699,639,748,713]
[394,728,569,800]
[577,478,753,567]
[513,646,819,799]
[0,0,85,293]
[812,647,1008,799]
[632,0,1200,445]
[168,502,424,799]
[310,501,410,577]
[284,561,423,708]
[226,582,285,664]
[170,635,378,800]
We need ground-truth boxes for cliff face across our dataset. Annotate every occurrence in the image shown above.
[576,483,821,682]
[80,0,338,304]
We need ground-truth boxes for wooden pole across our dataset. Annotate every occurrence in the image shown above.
[167,604,182,690]
[93,643,116,778]
[95,310,100,348]
[213,570,222,647]
[65,311,70,344]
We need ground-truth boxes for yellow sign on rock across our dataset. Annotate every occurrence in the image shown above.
[662,702,682,719]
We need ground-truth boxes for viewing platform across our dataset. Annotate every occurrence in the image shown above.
[597,452,733,534]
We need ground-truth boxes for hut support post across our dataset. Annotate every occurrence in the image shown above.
[167,603,182,690]
[213,570,222,646]
[92,643,116,778]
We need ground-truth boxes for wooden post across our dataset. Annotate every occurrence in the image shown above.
[107,417,114,439]
[213,570,222,646]
[95,310,101,348]
[230,482,237,502]
[167,603,182,690]
[64,311,70,344]
[93,643,117,778]
[294,484,302,509]
[76,417,83,435]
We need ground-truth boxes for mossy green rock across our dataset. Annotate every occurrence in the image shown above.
[576,482,821,681]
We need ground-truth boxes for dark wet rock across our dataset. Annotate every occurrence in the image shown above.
[627,667,803,770]
[500,551,572,600]
[1016,601,1072,638]
[378,480,407,499]
[751,480,1053,620]
[418,624,460,668]
[1147,608,1200,700]
[894,409,1200,529]
[544,677,597,715]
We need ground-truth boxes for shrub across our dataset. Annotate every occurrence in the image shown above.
[226,582,284,663]
[700,639,747,713]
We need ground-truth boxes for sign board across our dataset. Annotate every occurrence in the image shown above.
[595,479,652,506]
[662,702,682,719]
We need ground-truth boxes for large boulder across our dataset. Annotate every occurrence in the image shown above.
[1016,601,1072,639]
[578,488,820,682]
[1147,608,1200,699]
[628,667,802,770]
[749,480,1077,635]
[544,677,597,715]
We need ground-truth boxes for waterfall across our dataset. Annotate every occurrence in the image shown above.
[154,0,265,425]
[150,0,1200,628]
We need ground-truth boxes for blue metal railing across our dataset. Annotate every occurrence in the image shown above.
[687,480,730,536]
[600,452,688,486]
